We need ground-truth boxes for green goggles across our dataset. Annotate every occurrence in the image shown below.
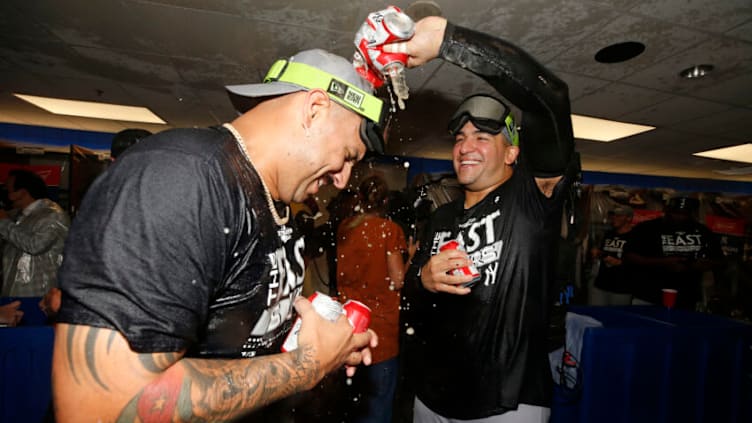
[448,94,519,146]
[264,60,388,154]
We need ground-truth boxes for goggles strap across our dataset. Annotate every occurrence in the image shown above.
[503,115,519,146]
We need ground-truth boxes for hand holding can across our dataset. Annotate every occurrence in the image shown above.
[353,5,415,109]
[343,300,371,333]
[282,293,372,352]
[439,240,481,288]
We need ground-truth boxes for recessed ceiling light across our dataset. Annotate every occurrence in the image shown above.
[13,93,166,124]
[595,41,645,63]
[694,143,752,164]
[679,64,714,79]
[571,114,655,142]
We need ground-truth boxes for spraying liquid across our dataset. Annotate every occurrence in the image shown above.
[386,63,409,110]
[353,6,415,110]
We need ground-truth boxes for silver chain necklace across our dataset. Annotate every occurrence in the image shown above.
[223,123,289,226]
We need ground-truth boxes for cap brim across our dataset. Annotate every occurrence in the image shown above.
[226,81,305,98]
[225,81,305,113]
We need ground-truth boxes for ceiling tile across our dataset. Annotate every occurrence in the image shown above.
[571,82,673,118]
[628,0,752,33]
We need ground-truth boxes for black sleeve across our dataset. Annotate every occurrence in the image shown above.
[57,136,228,352]
[439,22,575,178]
[405,215,435,293]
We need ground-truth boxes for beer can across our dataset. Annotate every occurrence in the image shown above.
[343,300,371,333]
[381,6,415,40]
[281,292,344,352]
[439,240,481,287]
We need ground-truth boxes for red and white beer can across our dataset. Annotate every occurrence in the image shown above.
[343,300,371,333]
[281,292,345,352]
[439,240,481,287]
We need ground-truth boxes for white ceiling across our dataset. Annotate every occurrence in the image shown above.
[1,0,751,182]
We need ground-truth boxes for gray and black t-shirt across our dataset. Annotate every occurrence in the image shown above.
[57,127,305,358]
[407,162,571,419]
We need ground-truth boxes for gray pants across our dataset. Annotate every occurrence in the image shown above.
[414,397,550,423]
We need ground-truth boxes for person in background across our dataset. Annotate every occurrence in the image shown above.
[110,128,152,160]
[0,169,69,297]
[304,188,361,297]
[52,48,385,422]
[391,15,578,422]
[337,175,407,423]
[590,205,634,306]
[624,196,723,310]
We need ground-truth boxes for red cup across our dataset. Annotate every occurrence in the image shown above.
[662,288,678,309]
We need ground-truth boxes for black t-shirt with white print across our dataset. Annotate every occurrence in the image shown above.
[407,162,571,419]
[624,216,720,308]
[56,127,305,358]
[594,229,632,294]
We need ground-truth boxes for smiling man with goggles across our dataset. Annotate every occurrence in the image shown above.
[448,94,519,146]
[226,49,388,154]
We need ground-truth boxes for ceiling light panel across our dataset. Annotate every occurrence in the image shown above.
[571,114,655,142]
[13,94,166,124]
[694,144,752,164]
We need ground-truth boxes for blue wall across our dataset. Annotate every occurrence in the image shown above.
[2,123,751,195]
[0,122,113,151]
[385,155,752,195]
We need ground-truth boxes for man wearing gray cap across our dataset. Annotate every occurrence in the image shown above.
[52,48,384,422]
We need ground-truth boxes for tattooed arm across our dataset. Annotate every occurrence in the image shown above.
[52,298,376,422]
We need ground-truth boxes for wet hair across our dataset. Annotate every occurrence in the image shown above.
[358,175,389,214]
[9,169,48,200]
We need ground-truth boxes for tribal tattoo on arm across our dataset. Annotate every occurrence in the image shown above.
[117,346,322,422]
[57,324,323,422]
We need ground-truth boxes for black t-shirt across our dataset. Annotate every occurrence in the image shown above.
[624,217,720,308]
[56,127,305,358]
[594,229,632,294]
[406,163,571,419]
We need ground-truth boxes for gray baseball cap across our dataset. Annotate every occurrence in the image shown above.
[225,49,387,153]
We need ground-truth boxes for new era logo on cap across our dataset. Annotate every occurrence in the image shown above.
[328,79,365,110]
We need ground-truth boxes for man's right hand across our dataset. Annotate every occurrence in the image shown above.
[53,304,377,422]
[382,16,447,68]
[419,248,474,295]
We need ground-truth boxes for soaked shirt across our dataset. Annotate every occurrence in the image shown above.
[408,164,571,419]
[56,127,305,358]
[0,198,69,297]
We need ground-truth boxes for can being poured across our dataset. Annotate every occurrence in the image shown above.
[439,240,481,288]
[352,6,415,110]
